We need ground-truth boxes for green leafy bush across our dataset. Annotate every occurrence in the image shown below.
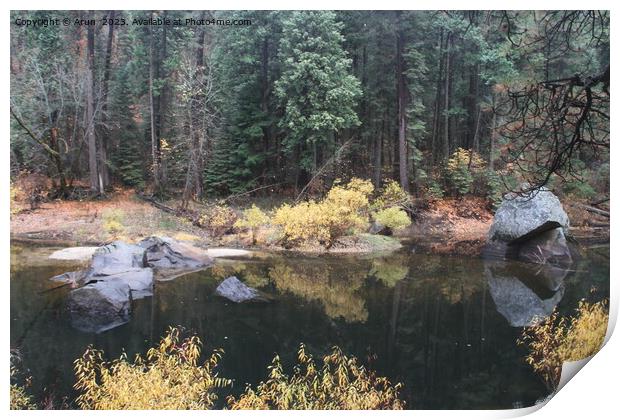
[425,179,445,200]
[482,170,504,209]
[445,148,485,196]
[227,344,404,409]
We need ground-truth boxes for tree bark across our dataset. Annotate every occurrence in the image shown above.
[431,29,445,164]
[181,11,207,208]
[443,32,451,161]
[148,13,160,193]
[489,94,497,171]
[99,10,115,189]
[396,16,409,192]
[86,15,101,194]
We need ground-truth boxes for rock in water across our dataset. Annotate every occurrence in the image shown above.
[49,247,98,261]
[87,268,154,299]
[54,236,214,333]
[486,186,572,266]
[138,236,212,269]
[91,241,146,271]
[67,281,132,333]
[215,276,270,303]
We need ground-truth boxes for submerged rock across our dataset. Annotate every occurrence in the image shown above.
[215,276,270,303]
[66,281,132,333]
[486,186,572,266]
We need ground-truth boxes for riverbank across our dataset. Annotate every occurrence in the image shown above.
[10,189,607,256]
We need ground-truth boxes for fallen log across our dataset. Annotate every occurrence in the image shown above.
[576,204,610,218]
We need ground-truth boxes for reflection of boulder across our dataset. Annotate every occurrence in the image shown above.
[215,276,270,303]
[485,260,567,327]
[486,187,572,266]
[66,281,131,333]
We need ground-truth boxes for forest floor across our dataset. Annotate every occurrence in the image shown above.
[10,188,608,255]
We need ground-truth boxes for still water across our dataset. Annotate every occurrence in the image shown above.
[10,243,609,409]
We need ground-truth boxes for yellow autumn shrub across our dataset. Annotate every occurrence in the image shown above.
[518,299,608,390]
[234,204,270,244]
[227,344,404,410]
[199,204,238,237]
[273,178,374,248]
[373,207,411,232]
[74,327,232,409]
[372,180,411,211]
[10,354,35,410]
[102,208,125,235]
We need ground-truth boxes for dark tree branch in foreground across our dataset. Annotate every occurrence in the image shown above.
[496,10,609,192]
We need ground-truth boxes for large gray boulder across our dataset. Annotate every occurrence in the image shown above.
[138,236,212,270]
[91,241,146,271]
[215,276,270,303]
[87,267,154,299]
[486,187,572,266]
[66,281,132,333]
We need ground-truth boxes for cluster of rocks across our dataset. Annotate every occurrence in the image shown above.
[50,237,268,333]
[51,237,212,333]
[484,185,575,327]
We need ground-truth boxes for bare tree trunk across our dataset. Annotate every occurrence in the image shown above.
[373,118,384,189]
[396,16,409,192]
[148,14,160,193]
[181,11,207,208]
[443,32,451,161]
[86,16,101,194]
[431,29,444,164]
[99,10,115,189]
[489,94,497,171]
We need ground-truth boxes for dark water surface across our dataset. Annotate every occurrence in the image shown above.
[10,243,609,409]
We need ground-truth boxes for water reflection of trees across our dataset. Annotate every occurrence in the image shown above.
[268,260,369,323]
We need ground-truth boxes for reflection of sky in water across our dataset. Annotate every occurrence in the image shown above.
[10,245,609,409]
